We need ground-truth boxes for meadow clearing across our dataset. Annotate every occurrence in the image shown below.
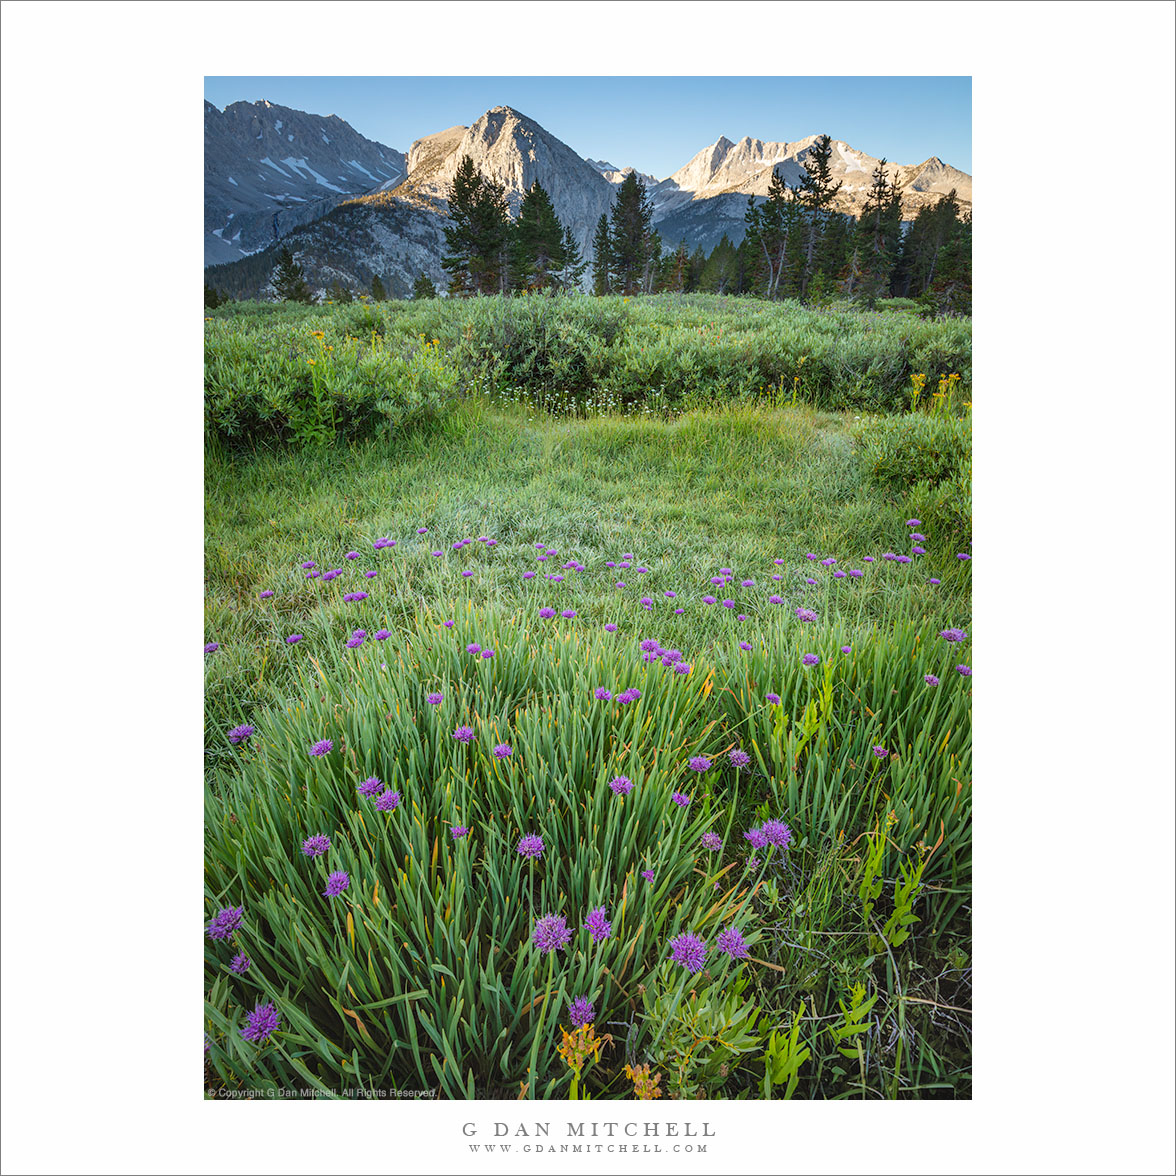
[204,293,972,1099]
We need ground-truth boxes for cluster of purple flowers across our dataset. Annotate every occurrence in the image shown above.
[228,724,255,745]
[206,906,244,941]
[743,818,791,851]
[568,996,595,1028]
[323,871,350,898]
[240,1002,280,1044]
[301,834,331,857]
[532,913,573,954]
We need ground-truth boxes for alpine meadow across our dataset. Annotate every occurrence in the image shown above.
[204,88,973,1101]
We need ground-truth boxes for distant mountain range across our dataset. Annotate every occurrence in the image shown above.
[205,100,971,297]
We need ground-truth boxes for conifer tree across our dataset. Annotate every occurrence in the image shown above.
[699,234,738,294]
[370,274,387,302]
[511,181,566,291]
[442,155,511,296]
[591,214,613,296]
[412,272,438,300]
[555,224,588,291]
[743,169,804,299]
[849,160,904,306]
[609,173,655,295]
[270,247,314,303]
[794,135,844,299]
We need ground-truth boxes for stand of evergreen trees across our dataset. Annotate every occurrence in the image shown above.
[208,142,970,316]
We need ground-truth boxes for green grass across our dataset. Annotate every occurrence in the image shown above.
[206,359,972,1100]
[205,401,971,762]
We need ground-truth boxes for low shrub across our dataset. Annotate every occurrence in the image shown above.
[854,412,972,492]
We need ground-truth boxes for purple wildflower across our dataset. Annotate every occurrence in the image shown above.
[910,533,926,542]
[739,641,752,652]
[461,570,474,578]
[609,776,634,795]
[432,551,443,558]
[873,746,889,758]
[206,906,244,940]
[671,791,691,807]
[688,756,711,773]
[230,953,251,974]
[744,827,768,849]
[493,743,512,759]
[342,592,368,603]
[533,913,572,955]
[522,571,536,580]
[924,674,940,686]
[228,724,255,745]
[374,629,391,640]
[310,739,333,757]
[906,519,921,527]
[426,692,444,705]
[345,635,364,649]
[583,907,612,943]
[729,748,751,769]
[345,551,360,560]
[481,649,495,659]
[641,869,655,883]
[323,872,350,898]
[820,558,836,567]
[451,826,469,839]
[300,561,316,569]
[722,599,736,609]
[301,834,331,857]
[674,662,692,674]
[594,687,612,701]
[665,591,677,598]
[841,645,852,654]
[802,653,820,667]
[443,619,454,627]
[805,553,817,561]
[957,664,972,677]
[848,569,863,578]
[517,834,544,858]
[604,623,618,632]
[259,590,274,599]
[668,932,707,973]
[418,527,428,534]
[358,777,383,797]
[761,819,791,849]
[863,555,876,563]
[568,997,595,1028]
[939,628,968,643]
[538,607,556,619]
[957,553,971,561]
[769,594,783,604]
[805,577,817,585]
[466,643,482,654]
[702,595,716,605]
[561,609,576,619]
[765,693,781,704]
[929,578,941,586]
[364,570,378,578]
[796,608,818,623]
[701,832,723,852]
[376,790,400,812]
[240,1002,280,1044]
[204,642,219,654]
[833,570,847,578]
[716,927,750,961]
[452,726,474,743]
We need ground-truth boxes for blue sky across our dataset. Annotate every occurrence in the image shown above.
[204,76,971,178]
